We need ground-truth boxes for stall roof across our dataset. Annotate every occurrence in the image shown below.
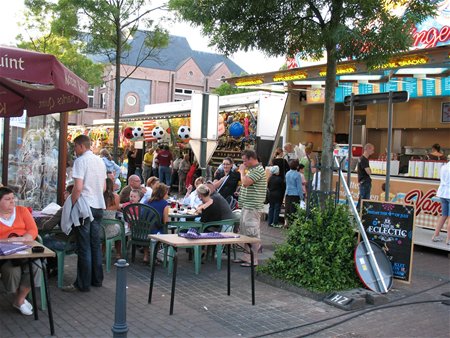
[224,45,450,91]
[120,91,284,121]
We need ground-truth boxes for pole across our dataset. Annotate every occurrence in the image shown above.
[347,93,355,188]
[385,91,393,201]
[112,259,129,338]
[200,93,209,178]
[334,157,388,293]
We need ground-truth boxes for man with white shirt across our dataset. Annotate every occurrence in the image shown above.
[63,135,106,292]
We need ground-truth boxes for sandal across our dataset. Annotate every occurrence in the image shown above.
[240,262,258,267]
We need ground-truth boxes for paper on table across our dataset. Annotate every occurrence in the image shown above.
[41,202,62,215]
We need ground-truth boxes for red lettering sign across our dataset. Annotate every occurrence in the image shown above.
[405,189,442,216]
[412,25,450,48]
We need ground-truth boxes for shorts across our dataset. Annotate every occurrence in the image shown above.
[441,198,450,216]
[240,208,261,239]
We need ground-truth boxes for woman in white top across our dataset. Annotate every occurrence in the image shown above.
[183,177,205,208]
[432,154,450,244]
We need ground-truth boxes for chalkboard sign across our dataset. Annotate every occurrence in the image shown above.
[361,201,415,283]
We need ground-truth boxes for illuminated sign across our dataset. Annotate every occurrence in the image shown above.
[413,25,450,49]
[235,77,264,86]
[319,64,357,77]
[273,71,307,82]
[373,54,429,70]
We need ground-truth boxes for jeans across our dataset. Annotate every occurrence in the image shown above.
[268,202,281,225]
[357,181,372,211]
[74,207,103,291]
[159,166,171,186]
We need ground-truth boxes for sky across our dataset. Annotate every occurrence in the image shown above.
[0,0,285,74]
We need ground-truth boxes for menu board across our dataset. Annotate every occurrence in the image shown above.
[358,83,374,94]
[402,78,418,98]
[361,200,415,283]
[442,77,450,96]
[422,79,436,97]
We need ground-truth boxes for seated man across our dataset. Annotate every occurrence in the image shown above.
[39,184,76,274]
[119,174,146,204]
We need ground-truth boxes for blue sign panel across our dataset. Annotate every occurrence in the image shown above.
[402,78,418,98]
[442,77,450,96]
[422,79,436,97]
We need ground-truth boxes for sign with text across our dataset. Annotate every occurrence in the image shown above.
[361,201,415,283]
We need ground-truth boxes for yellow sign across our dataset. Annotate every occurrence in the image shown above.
[235,77,264,86]
[273,70,308,82]
[319,64,357,77]
[374,54,429,70]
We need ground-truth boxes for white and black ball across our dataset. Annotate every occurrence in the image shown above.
[132,127,144,138]
[152,126,166,139]
[177,126,190,139]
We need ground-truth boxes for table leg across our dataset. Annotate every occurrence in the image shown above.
[249,244,255,305]
[148,241,160,303]
[41,258,55,336]
[28,259,38,320]
[170,247,178,315]
[227,244,231,296]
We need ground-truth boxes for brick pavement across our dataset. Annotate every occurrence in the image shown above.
[1,222,449,338]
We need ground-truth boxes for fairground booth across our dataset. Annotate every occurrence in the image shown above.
[225,13,450,250]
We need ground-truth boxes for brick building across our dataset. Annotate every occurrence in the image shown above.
[70,31,246,125]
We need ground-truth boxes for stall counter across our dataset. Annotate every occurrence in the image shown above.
[333,173,443,234]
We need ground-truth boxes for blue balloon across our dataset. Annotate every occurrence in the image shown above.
[229,122,244,138]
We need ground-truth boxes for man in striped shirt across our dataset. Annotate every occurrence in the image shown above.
[236,150,267,267]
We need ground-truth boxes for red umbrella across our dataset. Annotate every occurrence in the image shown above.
[0,46,88,118]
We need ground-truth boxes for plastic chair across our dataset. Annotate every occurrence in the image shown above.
[101,218,126,272]
[166,221,203,275]
[202,219,236,270]
[54,232,77,288]
[122,203,167,266]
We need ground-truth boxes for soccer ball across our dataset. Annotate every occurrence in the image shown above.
[177,126,190,139]
[152,126,166,139]
[132,127,144,139]
[123,127,134,139]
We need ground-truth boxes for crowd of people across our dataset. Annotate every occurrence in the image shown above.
[2,134,448,318]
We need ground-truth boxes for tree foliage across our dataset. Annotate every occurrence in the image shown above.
[18,0,103,86]
[24,0,170,161]
[212,82,251,96]
[169,0,436,193]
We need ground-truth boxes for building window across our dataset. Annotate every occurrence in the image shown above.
[174,88,193,96]
[100,93,106,109]
[88,87,94,108]
[126,95,137,106]
[188,71,194,77]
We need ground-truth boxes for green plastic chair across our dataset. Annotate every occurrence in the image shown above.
[166,221,203,275]
[123,203,167,266]
[54,232,77,288]
[202,219,236,270]
[101,218,126,272]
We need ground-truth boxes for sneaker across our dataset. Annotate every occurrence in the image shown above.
[432,235,442,242]
[13,302,33,316]
[62,284,90,292]
[23,299,33,311]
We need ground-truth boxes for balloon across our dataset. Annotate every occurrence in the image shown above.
[177,126,190,140]
[123,127,134,139]
[229,122,244,138]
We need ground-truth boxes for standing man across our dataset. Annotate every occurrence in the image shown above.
[357,143,375,211]
[236,150,267,267]
[126,144,137,181]
[156,145,173,187]
[65,135,106,292]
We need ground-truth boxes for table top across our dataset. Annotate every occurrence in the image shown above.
[149,234,260,247]
[169,208,198,219]
[0,240,56,260]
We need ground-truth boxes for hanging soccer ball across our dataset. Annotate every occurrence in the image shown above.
[177,126,190,139]
[152,126,166,139]
[123,127,134,139]
[132,127,144,139]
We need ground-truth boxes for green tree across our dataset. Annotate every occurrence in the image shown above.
[212,82,250,96]
[18,0,103,86]
[169,0,436,193]
[69,0,169,161]
[25,0,170,161]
